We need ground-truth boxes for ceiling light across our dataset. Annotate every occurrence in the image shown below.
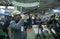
[0,6,5,9]
[7,6,14,9]
[53,10,60,12]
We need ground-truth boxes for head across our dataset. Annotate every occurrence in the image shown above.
[12,10,21,21]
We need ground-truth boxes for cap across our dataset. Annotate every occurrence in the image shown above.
[12,10,21,15]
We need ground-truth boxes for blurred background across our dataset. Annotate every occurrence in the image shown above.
[0,0,60,39]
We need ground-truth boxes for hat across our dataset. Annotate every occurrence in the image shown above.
[12,10,21,15]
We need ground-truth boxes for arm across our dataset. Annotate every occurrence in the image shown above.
[10,19,24,29]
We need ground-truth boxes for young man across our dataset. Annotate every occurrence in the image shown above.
[10,10,26,39]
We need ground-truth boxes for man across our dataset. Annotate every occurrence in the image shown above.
[10,10,26,39]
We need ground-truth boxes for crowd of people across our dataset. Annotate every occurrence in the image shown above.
[0,10,60,39]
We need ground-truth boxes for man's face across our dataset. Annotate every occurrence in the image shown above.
[14,14,21,21]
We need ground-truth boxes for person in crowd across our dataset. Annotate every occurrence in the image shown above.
[27,14,32,29]
[3,13,12,39]
[0,19,7,39]
[31,15,35,25]
[21,14,27,31]
[10,10,26,39]
[34,15,39,25]
[47,14,60,39]
[48,15,57,28]
[40,20,47,39]
[54,15,60,39]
